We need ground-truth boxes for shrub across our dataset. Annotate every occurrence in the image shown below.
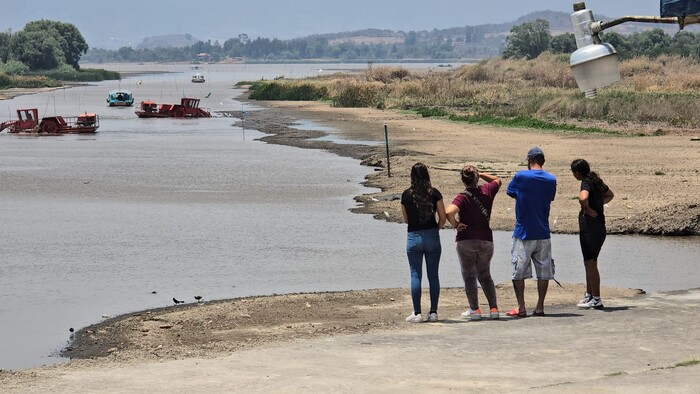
[40,67,120,82]
[0,60,31,76]
[332,82,383,108]
[6,75,61,88]
[459,64,490,82]
[249,81,327,100]
[415,107,450,117]
[365,66,410,83]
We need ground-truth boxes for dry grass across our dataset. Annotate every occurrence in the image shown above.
[252,54,700,132]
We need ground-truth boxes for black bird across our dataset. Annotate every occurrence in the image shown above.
[194,295,203,302]
[173,297,185,304]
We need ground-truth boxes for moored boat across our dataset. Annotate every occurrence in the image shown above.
[107,90,134,106]
[135,98,211,118]
[191,73,205,83]
[0,108,99,134]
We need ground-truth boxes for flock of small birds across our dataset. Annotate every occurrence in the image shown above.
[68,292,205,335]
[173,295,203,304]
[153,290,203,304]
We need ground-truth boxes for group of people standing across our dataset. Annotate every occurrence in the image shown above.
[400,147,614,322]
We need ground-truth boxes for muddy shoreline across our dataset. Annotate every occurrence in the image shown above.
[222,94,700,236]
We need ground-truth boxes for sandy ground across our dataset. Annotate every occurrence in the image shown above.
[0,86,80,102]
[1,90,698,390]
[1,284,643,387]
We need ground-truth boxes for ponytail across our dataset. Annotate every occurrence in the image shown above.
[571,159,607,195]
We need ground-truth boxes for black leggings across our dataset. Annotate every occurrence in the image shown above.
[579,215,607,261]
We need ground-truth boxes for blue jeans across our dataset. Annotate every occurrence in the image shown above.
[406,228,441,314]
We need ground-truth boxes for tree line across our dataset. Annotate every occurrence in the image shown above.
[503,19,700,61]
[83,33,466,63]
[5,18,700,68]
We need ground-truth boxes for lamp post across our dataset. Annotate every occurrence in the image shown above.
[569,1,700,98]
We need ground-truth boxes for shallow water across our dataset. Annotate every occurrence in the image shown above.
[0,63,698,370]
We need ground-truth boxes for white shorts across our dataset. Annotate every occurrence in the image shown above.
[511,238,555,280]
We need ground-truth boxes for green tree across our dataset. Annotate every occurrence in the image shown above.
[9,30,62,70]
[404,31,418,46]
[0,30,11,63]
[503,19,551,59]
[549,32,577,54]
[0,59,30,75]
[599,32,632,60]
[669,30,699,58]
[23,20,88,69]
[628,29,672,58]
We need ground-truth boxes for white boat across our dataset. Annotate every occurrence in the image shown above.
[191,73,205,83]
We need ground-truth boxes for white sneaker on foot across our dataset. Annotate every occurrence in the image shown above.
[428,312,438,322]
[406,313,423,323]
[461,308,481,320]
[579,297,604,310]
[576,293,592,308]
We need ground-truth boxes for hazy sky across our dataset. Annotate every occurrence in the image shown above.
[0,1,663,49]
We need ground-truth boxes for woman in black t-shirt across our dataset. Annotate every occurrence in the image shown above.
[571,159,615,310]
[400,163,446,323]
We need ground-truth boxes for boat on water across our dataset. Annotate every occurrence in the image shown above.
[107,90,134,107]
[0,108,99,134]
[135,98,211,118]
[191,73,205,83]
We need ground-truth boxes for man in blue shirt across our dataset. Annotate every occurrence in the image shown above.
[505,147,557,317]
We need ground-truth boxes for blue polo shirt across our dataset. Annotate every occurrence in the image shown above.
[507,169,557,240]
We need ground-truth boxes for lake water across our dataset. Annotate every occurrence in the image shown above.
[1,63,698,370]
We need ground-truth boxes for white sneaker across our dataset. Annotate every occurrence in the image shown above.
[405,313,423,323]
[461,308,482,320]
[579,297,605,310]
[428,312,438,322]
[576,293,592,308]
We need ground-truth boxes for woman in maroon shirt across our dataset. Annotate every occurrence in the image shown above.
[446,165,501,320]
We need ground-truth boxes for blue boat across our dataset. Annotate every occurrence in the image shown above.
[107,90,134,107]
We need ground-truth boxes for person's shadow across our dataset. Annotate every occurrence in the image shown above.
[602,306,633,313]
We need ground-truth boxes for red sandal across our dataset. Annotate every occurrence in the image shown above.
[505,307,527,318]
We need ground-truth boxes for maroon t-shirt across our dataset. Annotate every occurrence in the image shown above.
[451,180,500,242]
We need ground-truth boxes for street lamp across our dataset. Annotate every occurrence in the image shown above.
[569,1,700,98]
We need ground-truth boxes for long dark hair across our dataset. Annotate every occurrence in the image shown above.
[410,162,435,223]
[571,159,607,195]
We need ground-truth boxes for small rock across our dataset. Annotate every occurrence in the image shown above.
[107,347,118,353]
[159,324,174,329]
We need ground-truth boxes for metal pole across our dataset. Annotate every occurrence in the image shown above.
[242,111,246,141]
[384,123,391,177]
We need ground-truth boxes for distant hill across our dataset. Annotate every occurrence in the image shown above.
[136,34,200,50]
[294,10,698,59]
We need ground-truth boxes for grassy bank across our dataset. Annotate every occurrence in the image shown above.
[239,54,700,134]
[0,68,120,90]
